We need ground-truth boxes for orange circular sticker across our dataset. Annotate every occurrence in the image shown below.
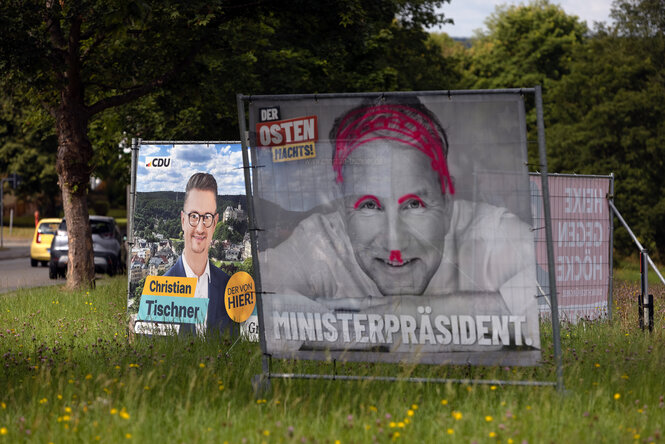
[224,271,256,323]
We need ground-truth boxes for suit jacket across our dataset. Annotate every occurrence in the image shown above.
[164,256,234,337]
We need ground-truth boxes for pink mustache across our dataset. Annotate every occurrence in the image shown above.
[389,250,403,265]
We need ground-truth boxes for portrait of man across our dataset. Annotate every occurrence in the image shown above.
[251,94,540,363]
[164,172,233,336]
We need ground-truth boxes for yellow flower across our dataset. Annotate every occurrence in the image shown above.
[263,430,270,436]
[490,385,497,390]
[634,434,640,440]
[485,415,493,422]
[0,427,7,435]
[64,407,72,413]
[120,409,130,420]
[621,374,629,380]
[452,411,463,420]
[526,405,532,410]
[110,408,118,415]
[219,385,224,391]
[389,421,396,428]
[440,399,448,405]
[595,363,601,368]
[614,393,621,400]
[369,405,378,412]
[407,409,414,417]
[411,404,418,410]
[397,422,405,428]
[1,402,5,409]
[392,431,400,439]
[199,363,205,368]
[335,441,341,444]
[85,374,93,380]
[489,431,497,438]
[57,395,62,400]
[125,433,132,439]
[62,415,71,422]
[508,439,514,444]
[39,398,48,404]
[446,428,454,435]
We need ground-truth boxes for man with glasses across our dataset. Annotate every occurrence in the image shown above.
[165,172,233,337]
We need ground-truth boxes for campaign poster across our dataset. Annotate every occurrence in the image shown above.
[530,174,612,322]
[246,93,541,366]
[127,142,252,338]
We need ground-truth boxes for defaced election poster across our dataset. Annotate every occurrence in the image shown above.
[246,93,542,366]
[127,142,252,339]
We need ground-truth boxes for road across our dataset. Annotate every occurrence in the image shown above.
[0,257,61,294]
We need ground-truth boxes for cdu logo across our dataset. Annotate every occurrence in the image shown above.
[145,157,172,168]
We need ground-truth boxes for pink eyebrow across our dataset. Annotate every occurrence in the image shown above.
[398,193,426,207]
[354,195,381,209]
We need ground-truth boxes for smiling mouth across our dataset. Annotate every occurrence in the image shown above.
[379,258,413,267]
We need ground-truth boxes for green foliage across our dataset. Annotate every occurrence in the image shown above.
[463,0,587,89]
[1,277,665,441]
[545,0,665,258]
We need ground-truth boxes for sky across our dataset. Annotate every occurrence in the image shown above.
[137,143,246,194]
[432,0,615,37]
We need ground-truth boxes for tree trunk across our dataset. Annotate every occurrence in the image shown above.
[55,102,95,290]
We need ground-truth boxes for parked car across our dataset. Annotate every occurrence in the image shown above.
[30,218,62,267]
[49,216,126,279]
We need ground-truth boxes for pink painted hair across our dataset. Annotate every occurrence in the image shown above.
[331,101,455,195]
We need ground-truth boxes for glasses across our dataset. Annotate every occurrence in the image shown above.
[184,211,216,228]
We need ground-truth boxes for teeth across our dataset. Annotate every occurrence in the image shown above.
[382,259,411,267]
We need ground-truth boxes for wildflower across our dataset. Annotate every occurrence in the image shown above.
[397,422,405,428]
[57,395,62,400]
[440,399,448,405]
[614,393,621,400]
[526,406,531,410]
[110,408,118,415]
[0,427,7,435]
[490,385,497,390]
[86,374,93,380]
[485,416,493,422]
[407,409,414,417]
[120,409,130,420]
[125,433,132,439]
[392,431,400,439]
[334,441,341,444]
[594,363,600,368]
[411,404,418,410]
[489,431,497,438]
[64,407,71,413]
[0,403,4,409]
[621,374,629,380]
[263,430,270,436]
[508,439,514,444]
[199,363,205,368]
[369,405,377,412]
[446,428,454,435]
[452,411,462,420]
[39,398,48,404]
[218,385,224,391]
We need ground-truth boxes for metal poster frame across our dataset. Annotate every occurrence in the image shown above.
[237,87,563,391]
[528,172,615,322]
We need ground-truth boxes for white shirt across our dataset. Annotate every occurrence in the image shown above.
[181,254,211,336]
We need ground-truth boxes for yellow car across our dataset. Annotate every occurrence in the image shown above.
[30,218,62,267]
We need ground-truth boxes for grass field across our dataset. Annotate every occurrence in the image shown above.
[1,277,664,442]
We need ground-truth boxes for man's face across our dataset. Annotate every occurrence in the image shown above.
[342,140,451,296]
[181,189,218,257]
